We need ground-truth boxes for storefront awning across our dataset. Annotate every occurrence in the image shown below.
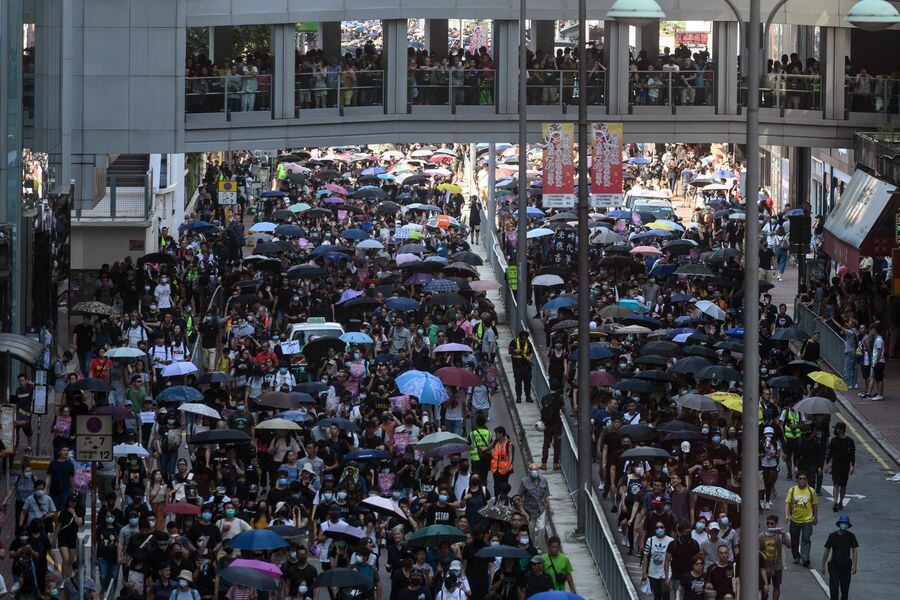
[823,169,898,271]
[0,333,44,366]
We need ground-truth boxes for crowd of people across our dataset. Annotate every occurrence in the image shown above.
[630,46,714,107]
[483,142,864,600]
[185,51,273,114]
[12,144,607,600]
[296,45,385,110]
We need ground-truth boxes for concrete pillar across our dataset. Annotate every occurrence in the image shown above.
[714,21,739,115]
[639,22,660,59]
[488,143,496,233]
[318,21,341,60]
[534,20,555,54]
[426,19,449,59]
[212,26,233,65]
[492,20,519,114]
[271,24,296,119]
[822,26,850,119]
[383,19,409,113]
[605,20,631,115]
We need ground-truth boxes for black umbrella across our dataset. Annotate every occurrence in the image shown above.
[620,447,670,460]
[189,429,251,444]
[316,169,341,179]
[314,568,371,590]
[634,355,669,368]
[256,392,302,410]
[663,430,707,442]
[254,241,292,255]
[427,293,467,307]
[770,328,810,342]
[767,375,804,390]
[640,341,681,357]
[197,371,234,385]
[401,174,429,185]
[341,297,382,311]
[474,545,531,559]
[293,381,327,394]
[139,252,178,266]
[784,360,820,374]
[275,224,303,237]
[306,208,332,219]
[671,356,713,374]
[714,340,744,352]
[697,365,742,382]
[219,567,278,592]
[277,153,304,162]
[636,369,677,382]
[450,251,484,266]
[318,417,360,432]
[657,420,700,433]
[335,204,364,214]
[287,264,327,279]
[303,337,346,365]
[682,346,718,360]
[67,378,112,393]
[268,524,305,538]
[377,201,401,214]
[401,260,444,273]
[612,379,654,394]
[598,255,639,270]
[353,187,387,200]
[272,209,295,221]
[610,424,658,442]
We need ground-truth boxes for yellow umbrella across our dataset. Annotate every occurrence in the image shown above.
[647,221,676,231]
[438,183,462,194]
[808,371,849,391]
[712,392,763,418]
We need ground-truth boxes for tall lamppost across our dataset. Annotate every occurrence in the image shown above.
[597,0,899,591]
[517,0,529,329]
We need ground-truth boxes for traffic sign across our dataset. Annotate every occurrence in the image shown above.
[75,414,113,461]
[218,191,238,205]
[218,179,237,193]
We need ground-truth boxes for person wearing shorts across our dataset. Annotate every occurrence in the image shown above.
[867,326,885,400]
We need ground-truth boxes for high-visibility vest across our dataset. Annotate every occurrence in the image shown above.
[513,338,533,362]
[490,438,513,474]
[506,266,518,292]
[784,410,802,439]
[469,428,491,462]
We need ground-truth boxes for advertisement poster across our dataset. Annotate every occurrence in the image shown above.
[589,122,624,208]
[542,123,575,208]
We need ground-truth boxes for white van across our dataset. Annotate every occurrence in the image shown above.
[624,189,671,209]
[288,318,346,342]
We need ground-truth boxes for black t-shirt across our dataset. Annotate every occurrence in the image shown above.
[281,559,318,589]
[825,531,858,569]
[47,459,75,495]
[521,570,554,597]
[188,521,222,549]
[73,323,94,352]
[396,587,433,600]
[426,503,455,526]
[667,537,701,577]
[706,561,736,599]
[679,572,706,599]
[775,313,794,328]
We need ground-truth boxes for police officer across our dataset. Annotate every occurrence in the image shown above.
[508,330,534,404]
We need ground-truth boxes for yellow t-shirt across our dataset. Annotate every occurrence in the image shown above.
[787,485,817,523]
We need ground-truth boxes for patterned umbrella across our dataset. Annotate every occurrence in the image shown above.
[395,370,448,405]
[72,301,117,317]
[691,485,742,505]
[424,279,460,293]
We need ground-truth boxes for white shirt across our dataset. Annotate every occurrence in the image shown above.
[154,283,173,309]
[873,335,885,363]
[644,534,673,579]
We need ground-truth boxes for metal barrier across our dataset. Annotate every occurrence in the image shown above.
[794,304,846,373]
[480,207,638,599]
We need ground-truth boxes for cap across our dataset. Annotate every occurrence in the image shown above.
[530,555,545,564]
[449,560,463,571]
[763,426,775,436]
[300,463,315,475]
[275,501,287,514]
[324,474,335,482]
[178,570,193,583]
[680,441,691,453]
[708,521,721,530]
[836,514,852,527]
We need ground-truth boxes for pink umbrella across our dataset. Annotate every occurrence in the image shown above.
[630,245,661,255]
[468,281,500,292]
[434,343,474,353]
[324,183,348,195]
[430,154,454,163]
[227,559,282,579]
[323,196,344,204]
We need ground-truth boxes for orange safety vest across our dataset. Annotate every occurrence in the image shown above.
[490,438,513,475]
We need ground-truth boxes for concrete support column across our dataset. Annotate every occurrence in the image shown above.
[534,20,555,54]
[605,20,630,115]
[383,19,409,114]
[426,19,449,59]
[318,21,341,60]
[211,26,233,65]
[272,24,296,119]
[714,21,739,115]
[639,22,660,58]
[822,26,850,119]
[492,20,519,114]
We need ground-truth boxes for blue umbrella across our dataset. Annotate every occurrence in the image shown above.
[542,297,578,311]
[513,207,545,218]
[395,370,449,405]
[529,592,585,600]
[340,332,374,345]
[785,208,805,217]
[340,228,369,240]
[706,197,725,206]
[627,156,652,164]
[424,279,460,293]
[345,449,391,462]
[260,190,288,198]
[157,385,203,403]
[617,298,644,312]
[385,297,421,312]
[280,410,313,423]
[361,167,386,176]
[621,314,664,329]
[570,343,614,361]
[670,293,694,303]
[229,529,290,551]
[377,173,396,181]
[649,263,678,277]
[665,327,698,340]
[310,244,345,257]
[724,327,745,339]
[184,221,217,233]
[608,210,631,219]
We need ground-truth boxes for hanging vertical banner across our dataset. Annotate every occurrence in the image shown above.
[589,122,624,208]
[542,122,576,208]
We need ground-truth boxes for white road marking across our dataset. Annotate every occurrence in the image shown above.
[810,568,831,596]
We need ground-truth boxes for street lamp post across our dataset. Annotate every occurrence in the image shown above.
[517,0,529,329]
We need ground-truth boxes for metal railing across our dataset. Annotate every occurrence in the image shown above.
[295,69,385,114]
[527,69,606,108]
[480,205,638,600]
[73,172,152,220]
[185,74,273,117]
[630,69,715,110]
[409,68,496,111]
[739,73,823,112]
[845,75,900,115]
[794,304,846,374]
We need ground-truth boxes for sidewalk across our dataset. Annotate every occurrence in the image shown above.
[472,243,611,600]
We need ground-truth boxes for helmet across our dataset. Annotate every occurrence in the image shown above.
[534,420,546,432]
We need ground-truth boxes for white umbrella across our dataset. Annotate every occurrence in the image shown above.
[357,239,385,250]
[526,228,554,239]
[256,418,303,431]
[694,300,727,321]
[395,253,420,265]
[592,227,626,245]
[161,361,198,377]
[105,347,147,358]
[701,183,731,191]
[178,403,222,420]
[531,274,565,287]
[249,222,277,233]
[360,495,407,519]
[113,443,150,458]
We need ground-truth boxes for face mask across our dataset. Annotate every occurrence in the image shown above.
[661,467,669,475]
[290,551,298,559]
[354,353,361,360]
[201,511,212,521]
[147,519,156,528]
[236,404,245,411]
[839,523,849,531]
[530,470,539,478]
[280,368,287,374]
[19,535,28,542]
[129,518,139,526]
[50,591,59,598]
[225,509,236,518]
[179,579,189,588]
[656,528,666,537]
[299,585,309,594]
[158,542,168,549]
[24,471,32,478]
[322,493,333,502]
[35,490,44,497]
[711,435,721,444]
[167,419,176,426]
[633,467,644,476]
[490,540,500,547]
[417,329,424,335]
[392,491,402,499]
[720,517,730,526]
[438,494,448,503]
[618,363,627,370]
[278,478,288,486]
[695,523,706,532]
[519,536,530,545]
[106,516,115,524]
[337,491,348,501]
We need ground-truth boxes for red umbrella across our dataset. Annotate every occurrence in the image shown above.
[165,502,201,515]
[435,367,482,388]
[590,371,617,387]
